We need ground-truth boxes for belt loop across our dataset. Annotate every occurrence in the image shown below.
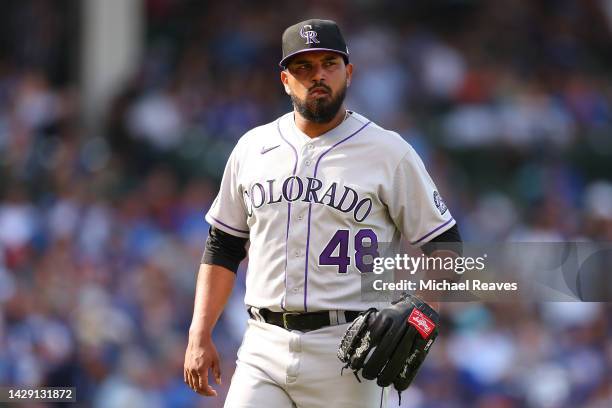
[249,307,265,322]
[329,310,339,326]
[337,310,347,324]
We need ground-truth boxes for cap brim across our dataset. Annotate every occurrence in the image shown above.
[279,48,349,68]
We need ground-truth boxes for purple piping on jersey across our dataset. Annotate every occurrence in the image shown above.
[411,218,455,244]
[277,118,298,311]
[209,215,249,235]
[379,387,384,407]
[303,120,371,312]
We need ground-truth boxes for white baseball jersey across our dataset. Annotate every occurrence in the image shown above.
[205,111,455,312]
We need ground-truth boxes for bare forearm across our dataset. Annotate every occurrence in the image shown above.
[189,263,236,337]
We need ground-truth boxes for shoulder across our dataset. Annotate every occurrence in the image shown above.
[233,112,292,154]
[348,111,416,162]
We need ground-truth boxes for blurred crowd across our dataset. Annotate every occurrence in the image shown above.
[0,0,610,407]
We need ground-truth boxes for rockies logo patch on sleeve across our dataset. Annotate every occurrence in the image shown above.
[433,191,448,215]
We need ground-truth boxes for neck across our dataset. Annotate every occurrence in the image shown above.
[294,106,347,138]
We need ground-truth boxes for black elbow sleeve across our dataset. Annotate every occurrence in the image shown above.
[421,224,463,256]
[202,227,248,273]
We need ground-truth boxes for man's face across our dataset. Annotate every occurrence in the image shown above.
[281,51,353,123]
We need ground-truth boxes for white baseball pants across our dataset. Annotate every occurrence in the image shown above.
[224,318,387,408]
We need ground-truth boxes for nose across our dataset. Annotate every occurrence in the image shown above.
[310,63,326,82]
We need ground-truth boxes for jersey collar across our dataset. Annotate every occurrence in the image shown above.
[283,110,362,148]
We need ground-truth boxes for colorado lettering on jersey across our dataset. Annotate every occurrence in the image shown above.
[243,176,373,222]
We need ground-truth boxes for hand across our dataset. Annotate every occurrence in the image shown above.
[184,332,222,396]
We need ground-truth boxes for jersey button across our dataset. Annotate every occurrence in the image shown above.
[297,214,304,221]
[307,144,314,150]
[305,160,312,167]
[294,249,301,257]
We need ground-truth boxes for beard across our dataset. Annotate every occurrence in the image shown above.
[291,80,347,124]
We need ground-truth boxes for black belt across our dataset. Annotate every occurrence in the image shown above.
[248,307,361,331]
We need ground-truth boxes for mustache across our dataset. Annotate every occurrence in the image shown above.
[308,83,332,93]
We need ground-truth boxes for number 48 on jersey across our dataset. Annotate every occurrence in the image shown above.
[319,229,379,273]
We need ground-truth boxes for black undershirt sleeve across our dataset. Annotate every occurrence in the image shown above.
[421,224,463,256]
[201,227,248,273]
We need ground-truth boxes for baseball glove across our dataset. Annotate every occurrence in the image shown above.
[337,293,439,403]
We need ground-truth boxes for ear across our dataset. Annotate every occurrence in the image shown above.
[280,70,292,95]
[346,63,353,87]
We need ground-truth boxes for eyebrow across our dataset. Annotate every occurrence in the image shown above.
[290,55,341,65]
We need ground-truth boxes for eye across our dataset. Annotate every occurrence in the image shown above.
[324,61,337,67]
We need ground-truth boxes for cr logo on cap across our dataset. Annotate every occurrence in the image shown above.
[299,24,320,45]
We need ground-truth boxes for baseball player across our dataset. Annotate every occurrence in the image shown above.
[184,19,461,407]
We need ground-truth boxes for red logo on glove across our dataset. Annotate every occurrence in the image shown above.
[407,308,435,339]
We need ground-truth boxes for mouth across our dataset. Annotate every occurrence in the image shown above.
[309,87,330,97]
